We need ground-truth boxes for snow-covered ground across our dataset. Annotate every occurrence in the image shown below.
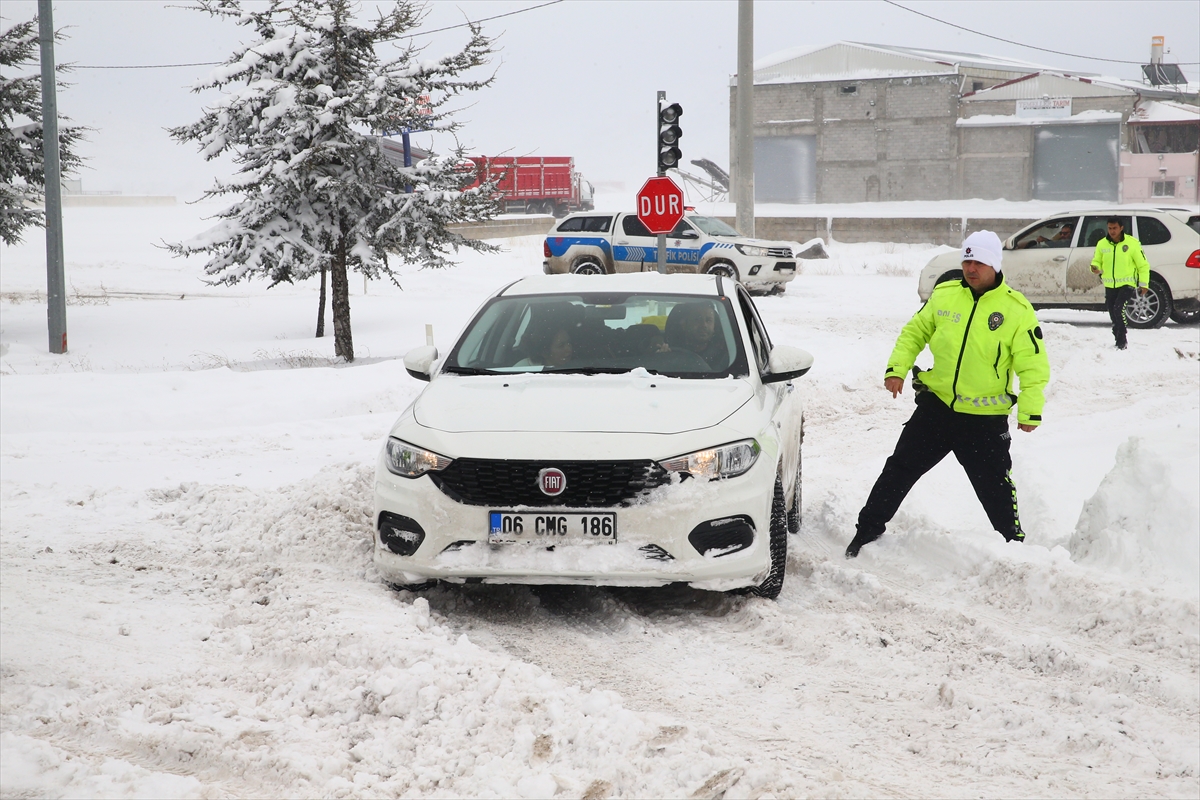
[1,204,1197,798]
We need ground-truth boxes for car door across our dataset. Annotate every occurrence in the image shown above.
[612,214,659,272]
[1066,214,1132,303]
[1002,215,1080,303]
[666,218,703,273]
[736,287,798,480]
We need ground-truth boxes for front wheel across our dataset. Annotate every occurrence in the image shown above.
[705,261,739,281]
[787,440,802,534]
[746,476,787,599]
[1124,276,1172,329]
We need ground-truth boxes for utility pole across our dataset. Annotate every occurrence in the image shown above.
[734,0,755,238]
[38,0,67,354]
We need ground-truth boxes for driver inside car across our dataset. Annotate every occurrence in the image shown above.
[664,302,729,369]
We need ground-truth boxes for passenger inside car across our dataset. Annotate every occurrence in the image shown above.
[665,302,730,369]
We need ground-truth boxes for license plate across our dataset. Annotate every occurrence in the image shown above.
[488,511,617,544]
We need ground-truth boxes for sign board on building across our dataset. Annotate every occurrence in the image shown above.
[1016,97,1072,119]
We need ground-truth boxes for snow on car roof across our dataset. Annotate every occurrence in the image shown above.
[501,272,722,297]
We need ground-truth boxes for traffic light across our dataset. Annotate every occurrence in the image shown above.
[657,102,683,175]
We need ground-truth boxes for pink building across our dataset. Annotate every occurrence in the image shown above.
[1122,101,1199,203]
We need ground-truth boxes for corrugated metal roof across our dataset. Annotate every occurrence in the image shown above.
[744,41,1051,86]
[962,73,1133,100]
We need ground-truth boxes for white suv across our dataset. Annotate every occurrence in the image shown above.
[918,209,1200,326]
[374,273,813,598]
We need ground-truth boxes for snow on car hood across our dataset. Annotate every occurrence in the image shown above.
[413,371,754,435]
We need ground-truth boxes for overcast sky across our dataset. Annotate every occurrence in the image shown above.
[3,0,1197,199]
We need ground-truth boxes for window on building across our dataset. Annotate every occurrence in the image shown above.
[1151,180,1177,198]
[972,81,985,92]
[1132,124,1200,154]
[840,85,857,95]
[1136,216,1172,245]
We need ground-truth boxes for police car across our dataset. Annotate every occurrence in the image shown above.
[543,211,801,294]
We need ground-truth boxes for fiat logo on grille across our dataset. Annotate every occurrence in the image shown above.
[538,467,567,496]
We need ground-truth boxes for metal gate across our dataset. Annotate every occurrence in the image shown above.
[1033,124,1119,201]
[754,135,816,203]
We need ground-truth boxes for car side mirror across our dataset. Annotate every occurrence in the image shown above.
[404,345,438,381]
[678,230,699,240]
[762,345,814,383]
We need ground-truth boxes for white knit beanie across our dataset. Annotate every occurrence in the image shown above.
[961,230,1003,270]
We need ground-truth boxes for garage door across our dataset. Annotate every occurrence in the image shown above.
[1033,124,1119,201]
[754,135,816,203]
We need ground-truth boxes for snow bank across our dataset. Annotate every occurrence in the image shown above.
[1069,436,1200,587]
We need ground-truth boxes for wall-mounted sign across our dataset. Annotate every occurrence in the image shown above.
[1016,97,1072,118]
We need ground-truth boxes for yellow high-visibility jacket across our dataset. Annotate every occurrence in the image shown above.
[885,274,1050,426]
[1090,234,1150,289]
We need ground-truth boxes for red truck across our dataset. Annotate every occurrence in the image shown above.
[469,156,594,218]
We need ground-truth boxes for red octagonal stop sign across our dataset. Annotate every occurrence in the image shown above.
[636,176,685,234]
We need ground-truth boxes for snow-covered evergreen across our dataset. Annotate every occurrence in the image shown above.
[168,0,498,360]
[0,18,84,246]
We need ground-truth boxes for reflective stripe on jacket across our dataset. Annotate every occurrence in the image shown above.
[1090,234,1150,289]
[885,274,1050,426]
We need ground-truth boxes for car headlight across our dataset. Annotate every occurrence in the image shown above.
[659,439,760,480]
[385,438,453,478]
[735,244,770,257]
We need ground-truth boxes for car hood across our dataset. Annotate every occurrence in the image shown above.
[413,372,754,434]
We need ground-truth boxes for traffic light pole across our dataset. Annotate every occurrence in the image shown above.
[655,91,667,274]
[39,0,67,354]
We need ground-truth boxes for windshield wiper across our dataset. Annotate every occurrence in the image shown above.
[544,367,633,375]
[441,365,496,375]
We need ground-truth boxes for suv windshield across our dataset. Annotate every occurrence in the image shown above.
[446,293,748,378]
[688,215,741,237]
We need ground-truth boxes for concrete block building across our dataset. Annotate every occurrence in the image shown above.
[732,42,1199,204]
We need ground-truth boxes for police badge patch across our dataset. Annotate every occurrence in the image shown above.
[988,311,1004,330]
[1122,244,1129,252]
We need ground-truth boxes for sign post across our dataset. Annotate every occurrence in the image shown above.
[636,176,685,274]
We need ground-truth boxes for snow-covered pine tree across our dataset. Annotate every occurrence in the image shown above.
[168,0,499,361]
[0,18,84,246]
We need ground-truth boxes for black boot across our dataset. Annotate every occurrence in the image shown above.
[845,530,881,559]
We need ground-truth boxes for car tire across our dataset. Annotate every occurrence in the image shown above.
[705,261,739,281]
[747,475,787,600]
[936,269,963,285]
[572,258,605,275]
[1124,275,1172,329]
[787,440,802,534]
[1169,306,1200,325]
[388,580,437,593]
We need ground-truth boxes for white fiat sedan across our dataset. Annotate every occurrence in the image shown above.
[374,273,813,599]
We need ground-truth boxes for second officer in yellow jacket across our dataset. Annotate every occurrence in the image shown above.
[846,230,1051,558]
[1090,217,1150,350]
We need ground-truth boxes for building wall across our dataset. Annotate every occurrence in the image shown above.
[1121,152,1200,202]
[734,75,962,203]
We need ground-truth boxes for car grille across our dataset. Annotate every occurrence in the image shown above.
[766,247,792,258]
[429,459,673,508]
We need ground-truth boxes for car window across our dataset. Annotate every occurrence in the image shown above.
[688,215,742,237]
[1011,216,1078,250]
[669,219,697,238]
[621,216,653,238]
[445,292,749,379]
[556,216,612,233]
[1188,215,1200,235]
[735,288,772,370]
[1136,216,1172,246]
[1079,215,1133,248]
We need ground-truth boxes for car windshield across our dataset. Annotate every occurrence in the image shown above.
[687,215,741,237]
[445,292,749,378]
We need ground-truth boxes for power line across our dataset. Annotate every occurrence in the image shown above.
[70,0,565,70]
[884,0,1200,66]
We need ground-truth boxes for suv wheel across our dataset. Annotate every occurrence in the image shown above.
[705,261,739,281]
[1125,276,1172,329]
[572,258,605,275]
[1169,305,1200,325]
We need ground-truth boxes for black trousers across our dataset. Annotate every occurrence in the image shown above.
[855,393,1023,544]
[1105,286,1135,346]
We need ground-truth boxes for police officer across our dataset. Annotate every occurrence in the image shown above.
[1090,218,1150,350]
[846,231,1050,558]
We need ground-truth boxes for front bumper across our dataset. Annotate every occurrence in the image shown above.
[373,450,775,590]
